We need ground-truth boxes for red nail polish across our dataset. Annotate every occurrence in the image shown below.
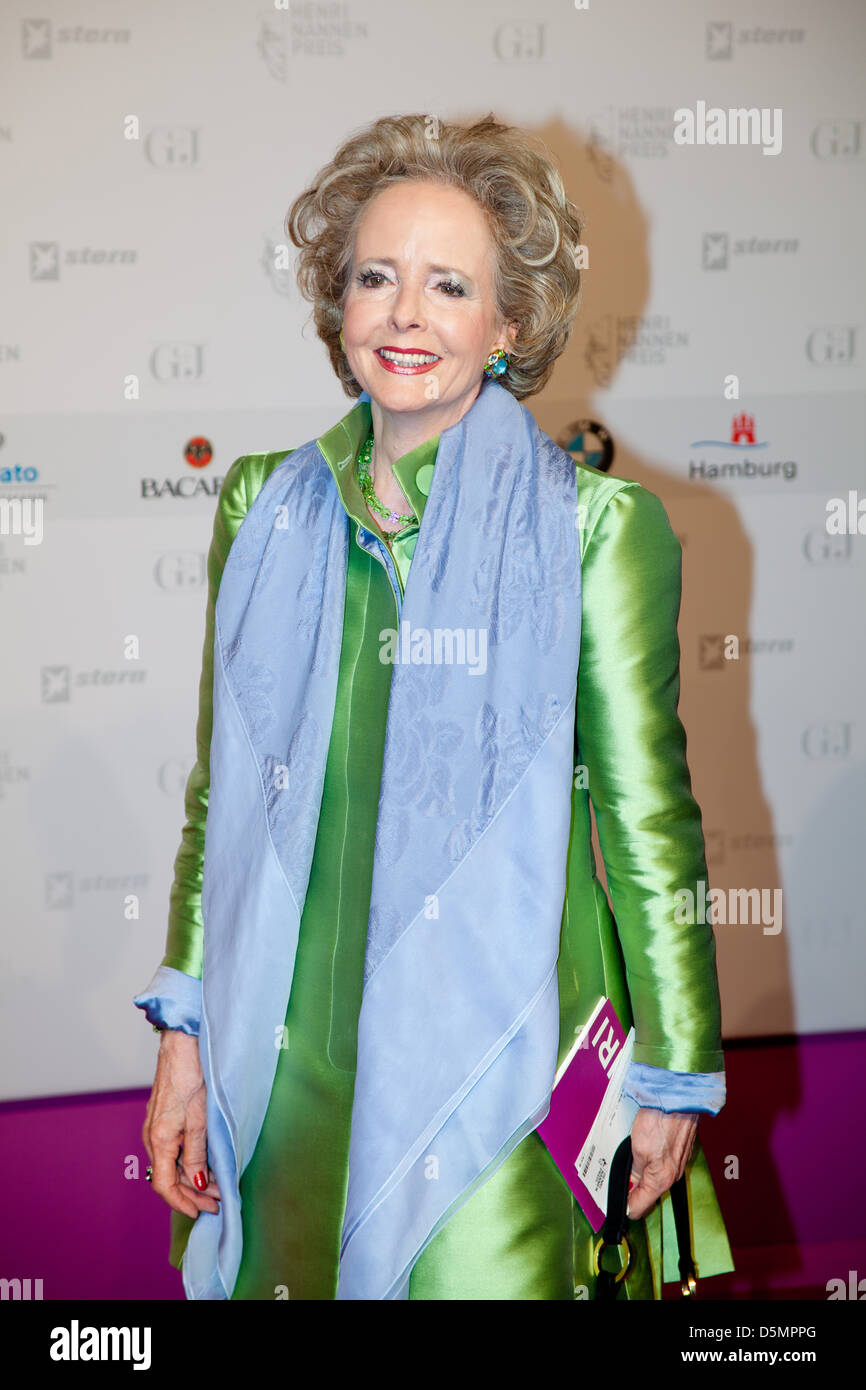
[193,1171,207,1191]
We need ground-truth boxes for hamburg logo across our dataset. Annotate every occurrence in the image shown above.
[691,413,768,449]
[558,419,614,473]
[184,437,213,468]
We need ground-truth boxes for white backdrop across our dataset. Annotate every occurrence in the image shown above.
[1,0,863,1099]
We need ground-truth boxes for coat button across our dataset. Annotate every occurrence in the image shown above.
[415,463,435,497]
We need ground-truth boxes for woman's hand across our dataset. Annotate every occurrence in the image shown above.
[142,1029,222,1218]
[625,1107,698,1220]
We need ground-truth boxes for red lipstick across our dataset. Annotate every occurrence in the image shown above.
[375,347,441,376]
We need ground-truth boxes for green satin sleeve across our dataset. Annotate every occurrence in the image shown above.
[160,452,293,978]
[576,482,724,1074]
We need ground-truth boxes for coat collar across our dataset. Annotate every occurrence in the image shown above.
[315,394,440,534]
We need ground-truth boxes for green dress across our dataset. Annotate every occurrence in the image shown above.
[162,395,733,1300]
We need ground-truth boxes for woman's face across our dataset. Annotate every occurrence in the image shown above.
[341,178,515,424]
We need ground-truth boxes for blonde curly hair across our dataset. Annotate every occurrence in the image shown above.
[285,112,584,400]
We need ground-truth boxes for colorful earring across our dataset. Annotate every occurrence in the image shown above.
[339,324,346,352]
[483,346,509,378]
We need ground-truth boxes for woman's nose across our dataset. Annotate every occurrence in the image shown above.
[389,282,426,331]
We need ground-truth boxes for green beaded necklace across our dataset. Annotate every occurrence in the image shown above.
[356,431,417,528]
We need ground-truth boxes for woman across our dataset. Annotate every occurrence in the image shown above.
[135,113,732,1300]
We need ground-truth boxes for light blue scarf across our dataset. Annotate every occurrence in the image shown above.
[148,376,582,1299]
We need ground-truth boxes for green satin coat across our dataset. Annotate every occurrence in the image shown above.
[163,395,733,1299]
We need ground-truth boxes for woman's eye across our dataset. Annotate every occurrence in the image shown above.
[355,270,465,297]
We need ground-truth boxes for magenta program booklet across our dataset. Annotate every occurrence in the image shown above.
[536,996,638,1232]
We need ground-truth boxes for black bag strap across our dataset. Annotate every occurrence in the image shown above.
[593,1135,697,1300]
[671,1164,697,1296]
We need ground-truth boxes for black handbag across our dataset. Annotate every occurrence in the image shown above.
[593,1135,697,1299]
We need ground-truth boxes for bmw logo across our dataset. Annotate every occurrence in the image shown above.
[559,419,614,473]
